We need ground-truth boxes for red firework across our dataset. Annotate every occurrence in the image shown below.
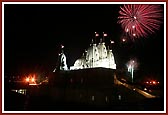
[118,4,163,38]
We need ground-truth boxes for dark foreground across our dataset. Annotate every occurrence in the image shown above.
[4,84,164,111]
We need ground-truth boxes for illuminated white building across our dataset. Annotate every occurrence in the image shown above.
[53,45,68,72]
[70,38,116,70]
[60,52,68,70]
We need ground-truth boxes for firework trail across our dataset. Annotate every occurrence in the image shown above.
[118,4,163,39]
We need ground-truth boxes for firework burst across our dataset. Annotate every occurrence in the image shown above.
[118,4,163,39]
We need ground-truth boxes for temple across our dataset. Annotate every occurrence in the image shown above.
[54,32,116,71]
[70,38,116,70]
[51,32,118,105]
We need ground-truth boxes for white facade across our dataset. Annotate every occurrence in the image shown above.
[60,53,68,70]
[70,40,116,70]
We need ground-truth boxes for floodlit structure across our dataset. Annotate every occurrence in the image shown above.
[70,38,116,70]
[53,45,68,72]
[50,33,118,106]
[59,52,68,70]
[54,32,116,71]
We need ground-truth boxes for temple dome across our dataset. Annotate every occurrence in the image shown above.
[69,33,117,70]
[74,58,86,68]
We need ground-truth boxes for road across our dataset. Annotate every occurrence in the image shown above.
[116,78,156,98]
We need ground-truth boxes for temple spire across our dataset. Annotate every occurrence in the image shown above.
[95,32,99,44]
[61,44,64,53]
[90,39,94,46]
[108,46,110,50]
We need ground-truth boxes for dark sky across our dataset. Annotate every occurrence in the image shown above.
[4,4,164,76]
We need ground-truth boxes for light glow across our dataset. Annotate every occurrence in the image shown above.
[31,78,35,82]
[133,33,136,36]
[122,38,126,42]
[26,78,29,82]
[152,81,156,84]
[29,83,37,86]
[126,28,129,32]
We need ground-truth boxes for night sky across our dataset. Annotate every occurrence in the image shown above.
[4,4,164,77]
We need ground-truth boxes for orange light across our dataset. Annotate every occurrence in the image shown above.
[26,78,29,82]
[31,78,35,82]
[153,81,156,84]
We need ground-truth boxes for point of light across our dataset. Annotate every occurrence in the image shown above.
[122,38,126,42]
[133,33,136,36]
[31,78,35,82]
[26,78,29,82]
[95,33,99,36]
[132,25,135,29]
[134,16,137,20]
[126,28,129,32]
[144,88,147,91]
[153,81,156,84]
[104,33,107,36]
[61,45,64,48]
[111,40,114,44]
